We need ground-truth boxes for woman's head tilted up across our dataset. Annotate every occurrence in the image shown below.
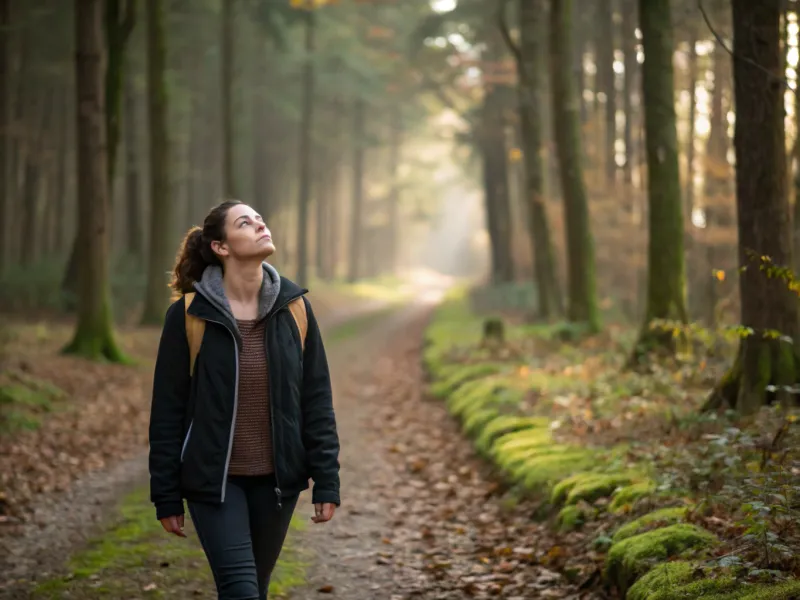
[171,200,276,294]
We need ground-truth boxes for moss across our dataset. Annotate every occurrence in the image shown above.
[447,377,502,416]
[628,561,800,600]
[33,487,307,598]
[0,374,66,433]
[475,417,543,454]
[613,507,688,542]
[549,472,633,507]
[609,480,657,513]
[565,473,634,506]
[429,362,506,398]
[519,451,600,490]
[605,524,717,594]
[557,504,591,532]
[462,407,500,438]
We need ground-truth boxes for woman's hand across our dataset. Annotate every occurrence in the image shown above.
[312,503,336,524]
[160,514,187,537]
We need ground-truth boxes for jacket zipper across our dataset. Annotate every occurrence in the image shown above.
[266,293,305,511]
[200,316,240,504]
[180,420,194,462]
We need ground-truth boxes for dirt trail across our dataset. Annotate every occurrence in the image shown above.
[290,301,601,600]
[0,300,394,597]
[2,296,603,599]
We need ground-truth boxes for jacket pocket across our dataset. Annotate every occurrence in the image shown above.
[180,420,194,462]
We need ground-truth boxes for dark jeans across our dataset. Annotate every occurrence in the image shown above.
[188,474,298,600]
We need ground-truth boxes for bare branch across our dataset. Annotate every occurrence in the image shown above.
[497,0,522,66]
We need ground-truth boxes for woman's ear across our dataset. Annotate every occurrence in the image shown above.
[210,240,228,258]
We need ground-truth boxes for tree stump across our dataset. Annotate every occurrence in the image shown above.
[481,317,505,348]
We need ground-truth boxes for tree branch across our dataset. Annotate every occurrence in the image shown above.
[697,0,790,90]
[497,0,522,66]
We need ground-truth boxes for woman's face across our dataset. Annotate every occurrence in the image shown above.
[211,203,275,262]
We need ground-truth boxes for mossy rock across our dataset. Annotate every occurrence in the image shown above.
[605,524,717,595]
[462,407,500,438]
[556,504,592,532]
[613,507,689,542]
[566,473,635,506]
[609,480,657,513]
[519,450,600,491]
[447,377,503,416]
[628,561,800,600]
[475,416,544,454]
[429,362,506,399]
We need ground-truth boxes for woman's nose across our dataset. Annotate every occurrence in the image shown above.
[256,222,265,233]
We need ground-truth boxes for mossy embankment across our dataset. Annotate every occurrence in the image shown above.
[423,290,800,599]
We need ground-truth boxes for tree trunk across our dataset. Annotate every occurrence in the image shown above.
[597,0,617,187]
[703,40,732,327]
[295,7,315,286]
[630,0,687,359]
[621,0,636,186]
[63,0,125,362]
[386,107,401,275]
[516,0,562,318]
[573,0,587,124]
[141,0,171,324]
[481,83,515,284]
[221,0,236,197]
[0,0,8,273]
[54,93,69,255]
[347,97,365,283]
[685,27,697,219]
[123,70,142,257]
[707,0,797,415]
[105,0,136,188]
[549,0,600,331]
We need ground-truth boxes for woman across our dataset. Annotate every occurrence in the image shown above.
[149,200,340,600]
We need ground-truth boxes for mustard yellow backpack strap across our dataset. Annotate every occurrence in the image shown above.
[288,297,308,351]
[183,292,205,376]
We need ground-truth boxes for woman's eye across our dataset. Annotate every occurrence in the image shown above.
[239,221,248,228]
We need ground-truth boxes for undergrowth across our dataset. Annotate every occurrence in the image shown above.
[424,291,800,598]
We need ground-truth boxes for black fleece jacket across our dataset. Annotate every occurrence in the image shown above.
[148,276,341,520]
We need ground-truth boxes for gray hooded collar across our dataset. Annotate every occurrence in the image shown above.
[194,262,282,332]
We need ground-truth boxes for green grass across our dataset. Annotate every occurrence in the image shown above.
[0,371,66,433]
[32,487,307,599]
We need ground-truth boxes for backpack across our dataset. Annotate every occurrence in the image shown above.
[183,292,308,376]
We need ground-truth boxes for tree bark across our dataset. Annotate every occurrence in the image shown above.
[123,68,142,257]
[63,0,125,362]
[105,0,136,187]
[295,6,315,286]
[703,40,732,327]
[221,0,236,197]
[481,82,515,284]
[141,0,172,324]
[549,0,600,331]
[684,27,697,220]
[514,0,562,318]
[597,0,617,187]
[347,96,365,283]
[630,0,688,359]
[706,0,797,415]
[621,0,636,186]
[0,0,8,273]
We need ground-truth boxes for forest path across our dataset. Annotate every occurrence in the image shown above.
[3,291,600,599]
[288,300,598,600]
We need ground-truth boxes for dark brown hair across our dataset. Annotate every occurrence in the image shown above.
[170,200,242,294]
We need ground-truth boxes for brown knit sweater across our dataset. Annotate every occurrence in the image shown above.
[227,318,273,476]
